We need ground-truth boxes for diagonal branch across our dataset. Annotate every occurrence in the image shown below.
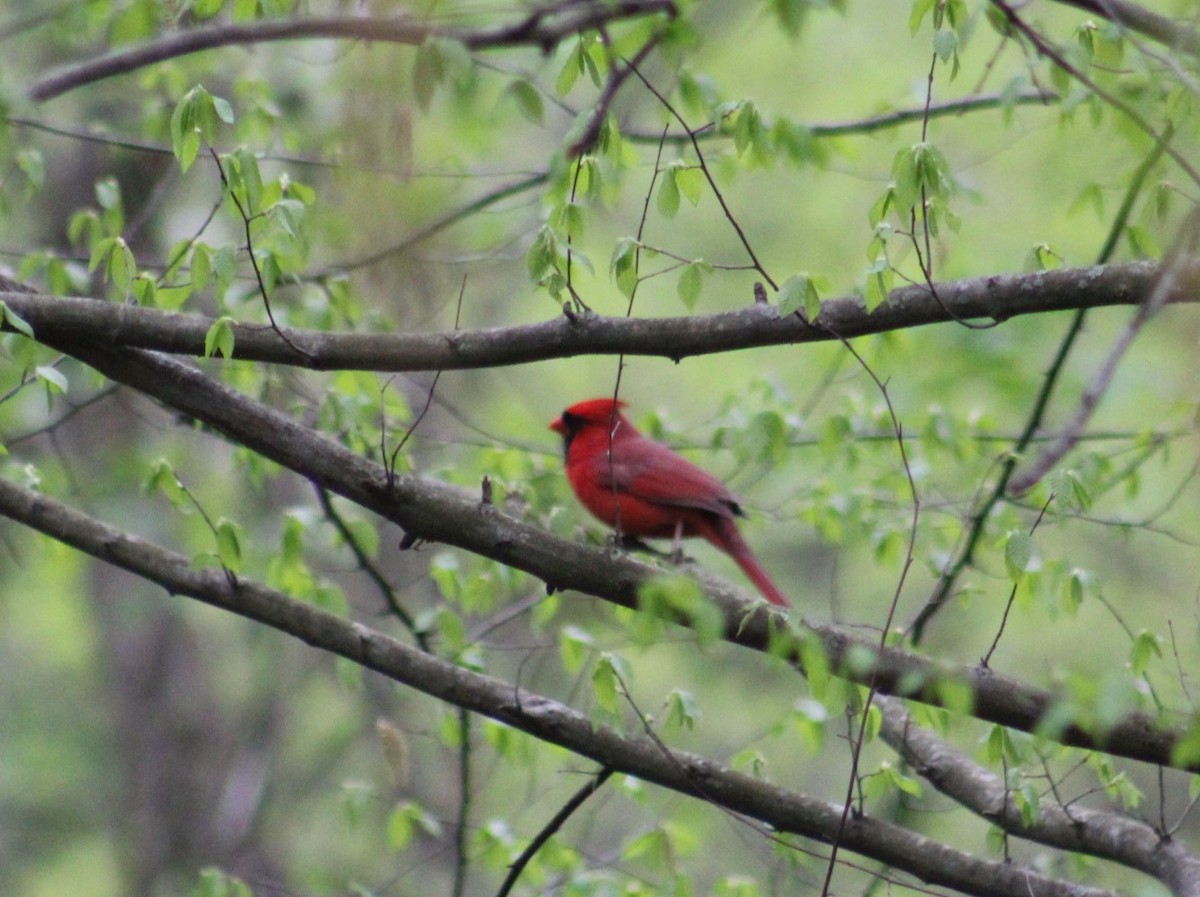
[1008,208,1200,495]
[1,261,1193,372]
[0,472,1116,897]
[876,695,1200,897]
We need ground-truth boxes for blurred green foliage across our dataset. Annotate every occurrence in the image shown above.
[0,0,1197,895]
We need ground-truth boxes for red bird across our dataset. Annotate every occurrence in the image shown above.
[550,398,789,607]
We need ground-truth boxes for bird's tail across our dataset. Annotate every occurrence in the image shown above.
[708,517,790,607]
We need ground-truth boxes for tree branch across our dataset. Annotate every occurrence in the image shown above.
[2,261,1193,372]
[0,473,1116,897]
[10,335,1196,773]
[1050,0,1200,54]
[877,695,1200,897]
[28,2,678,102]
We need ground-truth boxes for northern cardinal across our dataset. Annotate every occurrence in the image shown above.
[550,398,789,607]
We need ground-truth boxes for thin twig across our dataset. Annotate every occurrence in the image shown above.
[981,494,1053,668]
[624,58,777,290]
[820,345,921,897]
[387,277,467,485]
[495,768,615,897]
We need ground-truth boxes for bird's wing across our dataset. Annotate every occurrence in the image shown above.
[595,436,741,518]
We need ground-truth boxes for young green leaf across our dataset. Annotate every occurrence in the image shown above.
[1004,530,1034,583]
[204,316,236,359]
[777,272,820,320]
[657,168,680,219]
[0,301,34,339]
[677,260,704,309]
[506,79,544,124]
[215,518,243,572]
[34,365,68,395]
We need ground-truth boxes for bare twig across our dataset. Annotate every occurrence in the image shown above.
[981,494,1053,668]
[386,277,467,485]
[821,344,921,897]
[495,768,615,897]
[624,57,777,290]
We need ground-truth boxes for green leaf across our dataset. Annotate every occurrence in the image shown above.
[933,29,957,62]
[934,676,974,716]
[192,244,212,291]
[1004,530,1034,583]
[592,652,629,715]
[212,95,235,124]
[677,261,704,309]
[777,272,820,319]
[147,459,189,511]
[16,149,45,192]
[170,86,230,172]
[526,225,559,283]
[610,237,639,298]
[559,625,594,674]
[1024,242,1062,272]
[506,79,544,124]
[0,301,34,339]
[1171,716,1200,768]
[1062,568,1086,613]
[232,0,258,21]
[204,316,236,359]
[863,256,894,313]
[94,176,121,212]
[556,42,583,96]
[674,165,705,205]
[883,760,922,796]
[92,237,136,294]
[192,0,225,19]
[637,575,722,646]
[665,689,699,732]
[34,365,68,395]
[413,40,446,112]
[657,168,680,219]
[1129,630,1162,675]
[215,518,243,572]
[909,0,936,32]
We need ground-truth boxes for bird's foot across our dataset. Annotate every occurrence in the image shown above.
[610,534,693,564]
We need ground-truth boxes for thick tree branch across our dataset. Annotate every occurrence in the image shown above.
[11,335,1196,773]
[2,261,1192,373]
[28,2,678,102]
[0,473,1116,897]
[877,696,1200,897]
